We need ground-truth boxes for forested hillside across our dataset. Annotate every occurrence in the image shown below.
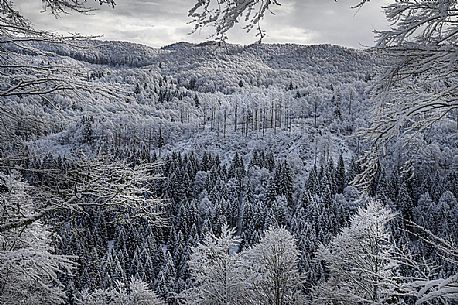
[1,39,457,305]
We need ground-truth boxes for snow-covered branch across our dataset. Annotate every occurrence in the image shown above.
[0,0,118,100]
[188,0,281,42]
[356,0,458,186]
[0,160,165,234]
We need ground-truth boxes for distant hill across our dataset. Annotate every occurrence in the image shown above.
[3,39,456,304]
[2,39,381,165]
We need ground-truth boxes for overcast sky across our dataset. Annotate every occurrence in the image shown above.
[17,0,389,49]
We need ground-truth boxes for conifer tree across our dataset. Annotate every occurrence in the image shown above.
[335,154,346,194]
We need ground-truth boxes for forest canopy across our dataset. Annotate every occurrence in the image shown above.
[0,1,457,305]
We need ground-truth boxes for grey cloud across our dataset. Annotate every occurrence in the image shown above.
[259,0,388,47]
[16,0,388,48]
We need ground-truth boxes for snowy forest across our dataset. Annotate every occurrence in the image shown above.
[1,0,457,305]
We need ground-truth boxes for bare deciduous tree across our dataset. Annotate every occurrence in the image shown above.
[355,0,458,187]
[0,0,116,98]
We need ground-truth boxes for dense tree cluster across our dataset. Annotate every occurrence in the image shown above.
[1,37,457,304]
[8,144,454,304]
[1,1,457,302]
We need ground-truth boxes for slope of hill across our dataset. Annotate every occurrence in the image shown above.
[4,40,376,166]
[3,39,457,305]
